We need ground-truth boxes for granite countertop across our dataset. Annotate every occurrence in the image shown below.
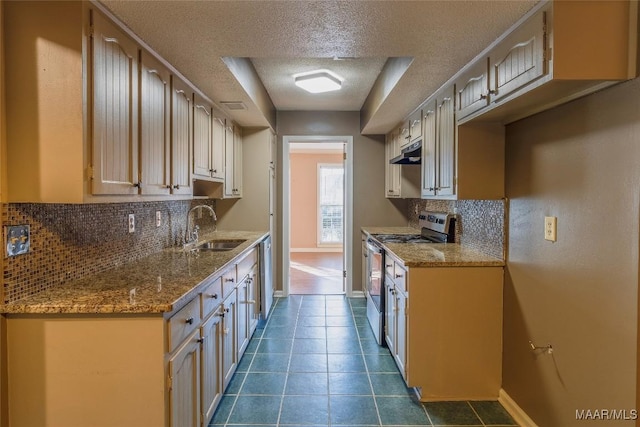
[362,227,504,268]
[0,230,269,315]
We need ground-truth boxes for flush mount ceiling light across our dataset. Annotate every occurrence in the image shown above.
[293,69,343,94]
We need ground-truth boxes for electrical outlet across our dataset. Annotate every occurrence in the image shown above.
[155,211,161,227]
[128,214,135,233]
[544,216,557,242]
[5,225,31,257]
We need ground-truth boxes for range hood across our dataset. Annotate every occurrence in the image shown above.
[390,140,421,165]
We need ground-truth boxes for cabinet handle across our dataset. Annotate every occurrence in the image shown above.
[479,93,488,100]
[395,273,403,279]
[173,184,180,190]
[411,119,420,127]
[185,317,194,325]
[224,308,230,313]
[197,337,205,344]
[386,264,392,267]
[225,278,235,283]
[132,182,141,188]
[208,293,218,299]
[489,89,498,95]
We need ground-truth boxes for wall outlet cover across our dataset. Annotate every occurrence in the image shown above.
[5,225,31,257]
[155,211,161,228]
[128,214,135,233]
[544,216,557,242]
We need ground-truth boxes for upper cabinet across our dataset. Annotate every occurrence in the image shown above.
[192,94,214,180]
[385,128,420,199]
[91,11,140,196]
[4,2,238,203]
[421,88,455,198]
[222,123,243,199]
[170,76,194,196]
[139,50,171,196]
[457,0,637,124]
[421,85,505,201]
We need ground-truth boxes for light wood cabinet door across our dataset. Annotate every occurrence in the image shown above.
[408,110,422,144]
[193,94,213,179]
[247,268,259,335]
[436,92,455,197]
[385,132,400,198]
[221,291,237,389]
[223,123,235,197]
[201,310,223,425]
[211,116,226,180]
[233,125,243,197]
[421,103,437,197]
[140,51,170,195]
[456,58,490,120]
[489,8,546,103]
[170,76,193,195]
[91,12,139,195]
[236,278,250,358]
[168,330,201,427]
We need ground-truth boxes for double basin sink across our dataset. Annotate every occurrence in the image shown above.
[185,239,246,252]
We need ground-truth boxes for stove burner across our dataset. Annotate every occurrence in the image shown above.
[372,234,436,244]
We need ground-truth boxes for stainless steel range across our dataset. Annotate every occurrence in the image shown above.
[364,211,455,345]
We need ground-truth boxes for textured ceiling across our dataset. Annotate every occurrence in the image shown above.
[99,0,538,134]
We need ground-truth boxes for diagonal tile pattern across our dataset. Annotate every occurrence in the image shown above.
[209,295,518,426]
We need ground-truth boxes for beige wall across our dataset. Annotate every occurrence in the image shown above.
[290,152,343,250]
[216,127,273,232]
[504,77,640,426]
[277,111,409,293]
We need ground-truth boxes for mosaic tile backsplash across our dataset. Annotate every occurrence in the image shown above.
[407,198,505,259]
[2,200,217,303]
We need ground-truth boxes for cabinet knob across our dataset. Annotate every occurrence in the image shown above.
[132,182,141,188]
[173,184,180,189]
[224,308,230,313]
[197,337,205,344]
[185,317,194,325]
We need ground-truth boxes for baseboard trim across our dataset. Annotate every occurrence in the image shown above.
[290,248,343,253]
[350,290,365,298]
[499,388,539,427]
[274,290,285,298]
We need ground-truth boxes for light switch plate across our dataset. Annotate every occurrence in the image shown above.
[544,216,557,242]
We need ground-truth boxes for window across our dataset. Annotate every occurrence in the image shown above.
[318,164,344,246]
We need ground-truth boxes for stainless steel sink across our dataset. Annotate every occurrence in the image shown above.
[194,239,246,251]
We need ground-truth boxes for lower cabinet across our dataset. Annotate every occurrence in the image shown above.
[169,330,201,427]
[221,288,238,390]
[384,252,504,401]
[201,307,223,424]
[5,245,263,427]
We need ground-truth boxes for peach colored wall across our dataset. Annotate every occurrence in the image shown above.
[290,152,342,250]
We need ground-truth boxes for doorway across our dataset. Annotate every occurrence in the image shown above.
[282,136,354,297]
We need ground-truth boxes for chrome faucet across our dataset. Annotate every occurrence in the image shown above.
[185,205,217,246]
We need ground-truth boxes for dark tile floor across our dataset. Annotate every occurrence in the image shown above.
[209,295,518,427]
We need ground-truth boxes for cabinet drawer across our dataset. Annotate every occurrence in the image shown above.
[201,276,223,319]
[237,247,257,281]
[393,262,407,293]
[222,269,237,299]
[385,258,395,280]
[167,297,201,352]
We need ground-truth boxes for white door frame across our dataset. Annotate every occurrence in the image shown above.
[282,135,354,297]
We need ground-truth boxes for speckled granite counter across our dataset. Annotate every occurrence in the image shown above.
[362,227,504,268]
[0,230,268,315]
